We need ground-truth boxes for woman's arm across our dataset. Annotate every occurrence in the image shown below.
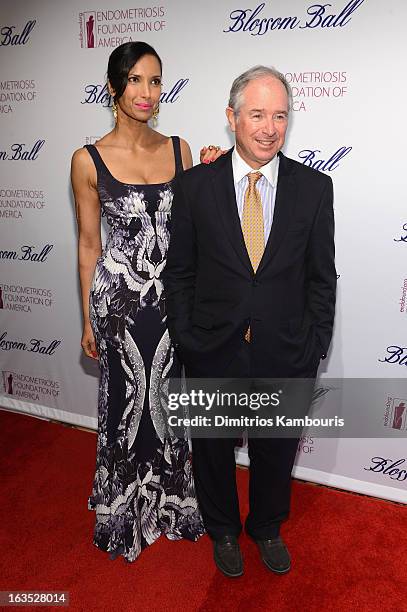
[71,148,102,359]
[180,138,193,170]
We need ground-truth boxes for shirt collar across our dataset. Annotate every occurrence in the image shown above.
[232,147,279,187]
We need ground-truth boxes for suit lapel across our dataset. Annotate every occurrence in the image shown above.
[257,152,297,274]
[211,149,252,272]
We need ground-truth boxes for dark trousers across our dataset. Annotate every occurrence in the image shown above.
[192,435,299,540]
[190,340,301,541]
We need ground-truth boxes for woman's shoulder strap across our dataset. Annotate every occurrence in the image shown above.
[83,144,105,173]
[171,136,184,175]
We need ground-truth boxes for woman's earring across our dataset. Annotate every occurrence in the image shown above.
[112,101,118,123]
[152,104,159,127]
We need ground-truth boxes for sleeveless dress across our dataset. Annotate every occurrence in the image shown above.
[85,137,204,562]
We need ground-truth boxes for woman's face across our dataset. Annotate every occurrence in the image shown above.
[114,54,162,123]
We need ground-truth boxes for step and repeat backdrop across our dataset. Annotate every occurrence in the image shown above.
[1,0,406,503]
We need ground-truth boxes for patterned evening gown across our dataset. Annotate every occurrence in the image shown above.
[85,137,204,562]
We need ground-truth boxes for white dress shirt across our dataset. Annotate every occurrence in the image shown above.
[231,147,279,243]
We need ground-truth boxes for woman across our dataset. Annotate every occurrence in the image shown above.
[71,42,220,562]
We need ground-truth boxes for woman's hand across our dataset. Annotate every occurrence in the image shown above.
[81,322,98,359]
[200,145,227,164]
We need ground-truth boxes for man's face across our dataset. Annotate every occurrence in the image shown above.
[226,76,289,169]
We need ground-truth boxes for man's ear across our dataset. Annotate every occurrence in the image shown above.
[226,107,237,133]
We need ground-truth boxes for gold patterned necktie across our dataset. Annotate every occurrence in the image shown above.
[241,171,265,342]
[242,171,265,272]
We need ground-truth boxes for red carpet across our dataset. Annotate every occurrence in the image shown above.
[1,409,406,612]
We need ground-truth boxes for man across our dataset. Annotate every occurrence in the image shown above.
[163,66,336,577]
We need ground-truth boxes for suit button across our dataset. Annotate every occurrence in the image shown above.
[252,280,260,287]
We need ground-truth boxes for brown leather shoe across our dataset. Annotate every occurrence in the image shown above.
[213,535,243,577]
[254,536,291,574]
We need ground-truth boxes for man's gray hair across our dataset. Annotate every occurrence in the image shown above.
[228,65,292,114]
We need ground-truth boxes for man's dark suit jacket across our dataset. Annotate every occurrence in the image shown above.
[163,149,336,378]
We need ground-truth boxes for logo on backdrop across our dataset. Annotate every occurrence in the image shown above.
[223,1,365,36]
[0,140,45,161]
[85,136,100,145]
[297,386,332,455]
[394,223,407,243]
[0,188,45,220]
[0,79,37,115]
[0,283,53,313]
[0,332,61,356]
[384,397,407,431]
[298,146,352,171]
[0,20,36,46]
[379,346,407,367]
[399,279,407,315]
[0,244,53,263]
[2,370,60,403]
[285,71,348,112]
[364,456,407,482]
[81,79,189,107]
[79,7,166,48]
[297,435,315,454]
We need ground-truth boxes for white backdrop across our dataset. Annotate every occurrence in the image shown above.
[1,0,406,503]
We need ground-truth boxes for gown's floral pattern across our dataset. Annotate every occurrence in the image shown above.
[85,141,204,562]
